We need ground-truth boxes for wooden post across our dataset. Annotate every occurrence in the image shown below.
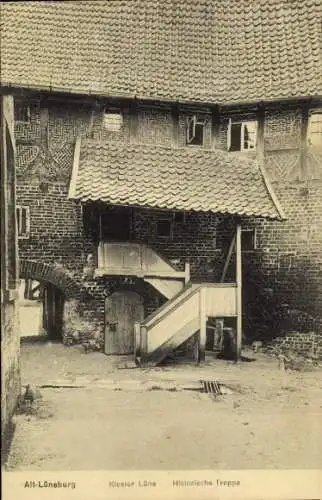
[256,102,265,163]
[211,105,220,149]
[171,102,179,147]
[134,322,141,358]
[198,287,207,362]
[184,261,190,284]
[42,287,48,330]
[300,104,309,182]
[236,224,242,362]
[141,325,148,358]
[129,99,138,141]
[220,234,236,282]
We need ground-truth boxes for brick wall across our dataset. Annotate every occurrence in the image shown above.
[215,104,322,341]
[15,94,322,348]
[15,97,227,345]
[270,331,322,359]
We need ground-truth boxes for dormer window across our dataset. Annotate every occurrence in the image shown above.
[186,115,205,146]
[307,112,322,147]
[103,109,123,131]
[227,119,257,152]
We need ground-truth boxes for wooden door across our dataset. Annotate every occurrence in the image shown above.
[104,291,144,355]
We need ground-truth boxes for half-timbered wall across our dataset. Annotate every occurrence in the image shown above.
[14,93,322,344]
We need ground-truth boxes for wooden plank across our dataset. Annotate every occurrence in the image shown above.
[68,136,82,198]
[129,99,138,139]
[205,285,237,316]
[143,278,183,299]
[141,326,148,357]
[134,322,141,357]
[256,102,265,161]
[184,261,190,284]
[300,105,309,181]
[211,106,220,149]
[198,287,207,362]
[171,102,179,146]
[141,317,199,367]
[95,267,187,279]
[236,224,242,362]
[220,234,236,282]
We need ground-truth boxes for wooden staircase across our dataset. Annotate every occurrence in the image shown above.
[95,241,190,299]
[135,282,239,367]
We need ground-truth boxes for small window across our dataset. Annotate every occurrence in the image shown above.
[228,120,257,152]
[157,219,172,238]
[241,228,256,251]
[14,102,31,123]
[307,112,322,147]
[173,211,185,224]
[103,110,123,131]
[186,115,205,146]
[16,206,30,239]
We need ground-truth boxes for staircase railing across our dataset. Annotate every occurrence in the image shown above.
[135,282,238,362]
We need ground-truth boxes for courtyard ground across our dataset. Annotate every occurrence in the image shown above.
[5,342,322,470]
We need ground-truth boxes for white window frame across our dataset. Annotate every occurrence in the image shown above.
[16,206,30,239]
[103,109,123,132]
[186,115,205,145]
[307,110,322,147]
[227,119,257,152]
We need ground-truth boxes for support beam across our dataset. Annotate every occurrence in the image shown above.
[236,224,242,362]
[184,261,190,284]
[220,234,236,282]
[140,325,148,358]
[198,287,207,362]
[24,278,33,299]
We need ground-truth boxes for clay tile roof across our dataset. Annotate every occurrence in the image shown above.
[1,0,321,104]
[69,141,285,219]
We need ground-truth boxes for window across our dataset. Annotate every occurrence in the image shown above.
[307,112,322,147]
[14,102,31,123]
[173,211,185,224]
[100,207,132,241]
[16,206,30,239]
[157,219,172,238]
[227,119,257,152]
[103,109,123,131]
[186,115,205,146]
[241,228,256,251]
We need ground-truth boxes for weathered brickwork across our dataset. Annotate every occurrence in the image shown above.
[1,301,20,458]
[133,208,219,282]
[270,331,322,359]
[15,94,322,349]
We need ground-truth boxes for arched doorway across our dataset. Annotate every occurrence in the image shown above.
[18,278,64,342]
[104,290,144,355]
[19,260,80,342]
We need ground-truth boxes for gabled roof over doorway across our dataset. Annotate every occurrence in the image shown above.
[68,139,285,220]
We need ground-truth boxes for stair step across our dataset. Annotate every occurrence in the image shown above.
[140,317,200,367]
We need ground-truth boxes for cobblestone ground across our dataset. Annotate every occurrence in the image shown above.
[5,342,322,470]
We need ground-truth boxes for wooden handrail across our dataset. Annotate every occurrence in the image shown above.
[143,282,237,331]
[142,283,197,328]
